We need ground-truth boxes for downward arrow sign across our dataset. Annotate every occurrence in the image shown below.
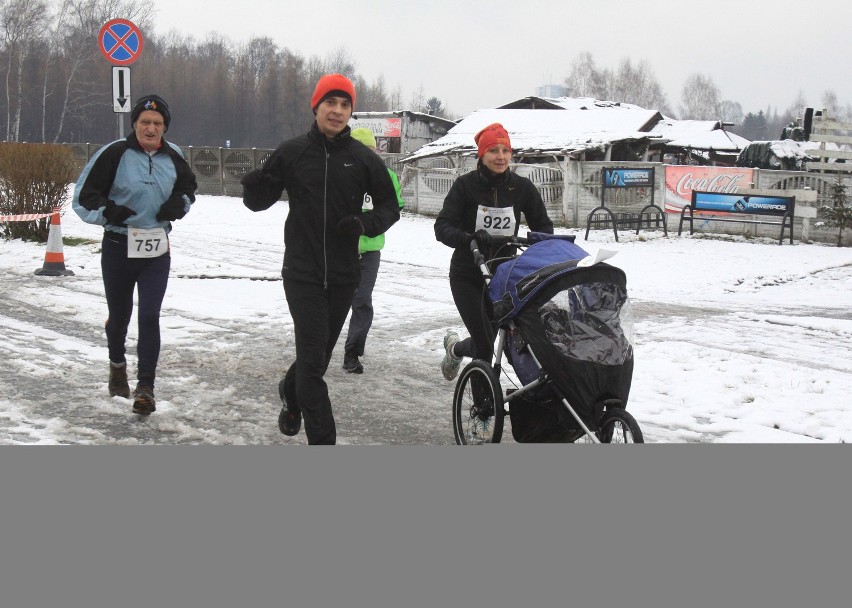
[112,66,131,113]
[117,70,127,107]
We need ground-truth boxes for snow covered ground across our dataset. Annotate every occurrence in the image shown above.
[1,195,850,444]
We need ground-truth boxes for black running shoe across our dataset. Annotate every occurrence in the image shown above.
[277,376,301,436]
[342,351,363,374]
[278,407,302,436]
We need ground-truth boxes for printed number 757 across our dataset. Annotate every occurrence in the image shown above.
[136,239,161,252]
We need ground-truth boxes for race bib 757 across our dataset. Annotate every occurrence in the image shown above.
[127,227,168,258]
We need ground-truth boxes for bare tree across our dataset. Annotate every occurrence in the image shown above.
[409,83,425,113]
[564,52,607,99]
[718,100,744,125]
[607,57,671,112]
[679,73,720,120]
[239,36,277,89]
[39,0,68,141]
[357,74,389,112]
[783,90,808,124]
[563,52,671,112]
[818,89,852,122]
[233,36,277,142]
[1,0,48,140]
[389,84,403,111]
[277,48,312,140]
[323,45,355,80]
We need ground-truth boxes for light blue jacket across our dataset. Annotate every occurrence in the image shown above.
[73,133,197,235]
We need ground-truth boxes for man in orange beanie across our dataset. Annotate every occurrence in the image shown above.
[241,74,400,444]
[310,73,357,112]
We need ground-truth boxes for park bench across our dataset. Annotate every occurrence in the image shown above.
[678,190,795,245]
[585,205,667,241]
[585,167,667,242]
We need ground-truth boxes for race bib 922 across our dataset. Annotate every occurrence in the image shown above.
[475,206,515,237]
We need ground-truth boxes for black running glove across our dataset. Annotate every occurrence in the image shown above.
[337,215,365,238]
[103,201,136,226]
[240,169,266,189]
[156,195,187,221]
[474,229,492,248]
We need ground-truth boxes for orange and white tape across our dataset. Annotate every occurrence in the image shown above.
[0,212,55,222]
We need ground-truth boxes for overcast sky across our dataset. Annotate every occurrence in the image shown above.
[147,0,852,119]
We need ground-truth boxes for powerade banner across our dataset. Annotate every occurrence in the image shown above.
[603,168,654,188]
[692,191,793,217]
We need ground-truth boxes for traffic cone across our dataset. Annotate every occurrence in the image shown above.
[34,207,74,276]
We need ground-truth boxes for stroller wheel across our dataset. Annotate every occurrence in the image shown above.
[596,408,644,443]
[452,359,504,445]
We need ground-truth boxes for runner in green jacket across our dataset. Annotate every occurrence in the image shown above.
[342,127,406,374]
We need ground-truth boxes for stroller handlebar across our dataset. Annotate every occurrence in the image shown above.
[470,232,576,280]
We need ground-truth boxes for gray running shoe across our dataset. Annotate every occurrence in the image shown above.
[108,361,130,398]
[441,330,462,381]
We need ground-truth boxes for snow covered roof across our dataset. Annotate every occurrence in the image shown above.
[650,118,750,152]
[498,96,649,111]
[736,138,844,170]
[769,138,842,158]
[350,110,456,131]
[402,106,663,162]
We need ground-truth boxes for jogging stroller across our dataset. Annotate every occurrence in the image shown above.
[452,232,643,444]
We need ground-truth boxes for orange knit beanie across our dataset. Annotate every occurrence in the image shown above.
[311,74,356,112]
[474,123,512,158]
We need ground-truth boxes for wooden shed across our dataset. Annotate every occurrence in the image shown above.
[349,111,456,155]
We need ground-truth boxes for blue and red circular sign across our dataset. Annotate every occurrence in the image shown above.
[98,19,144,66]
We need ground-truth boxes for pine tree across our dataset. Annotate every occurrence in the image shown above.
[818,176,852,246]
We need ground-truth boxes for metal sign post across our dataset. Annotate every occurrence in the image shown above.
[99,19,143,140]
[112,66,131,138]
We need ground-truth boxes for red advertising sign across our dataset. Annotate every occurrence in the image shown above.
[350,118,402,137]
[664,166,754,213]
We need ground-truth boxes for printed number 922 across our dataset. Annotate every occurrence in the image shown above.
[482,216,511,230]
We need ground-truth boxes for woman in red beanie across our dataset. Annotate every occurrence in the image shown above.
[241,74,400,444]
[434,122,554,381]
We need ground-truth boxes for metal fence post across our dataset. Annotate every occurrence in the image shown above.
[560,158,570,227]
[219,147,225,196]
[413,166,420,215]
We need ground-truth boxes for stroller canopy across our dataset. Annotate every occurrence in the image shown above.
[491,237,634,424]
[490,238,591,325]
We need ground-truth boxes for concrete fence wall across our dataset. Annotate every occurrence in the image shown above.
[64,143,851,245]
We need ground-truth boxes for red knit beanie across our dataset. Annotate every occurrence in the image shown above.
[474,123,512,158]
[311,74,356,112]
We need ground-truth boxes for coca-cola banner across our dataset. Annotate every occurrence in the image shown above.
[664,166,754,213]
[348,117,402,137]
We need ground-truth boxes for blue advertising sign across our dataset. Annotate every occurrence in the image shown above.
[691,191,793,217]
[603,167,655,188]
[99,19,144,66]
